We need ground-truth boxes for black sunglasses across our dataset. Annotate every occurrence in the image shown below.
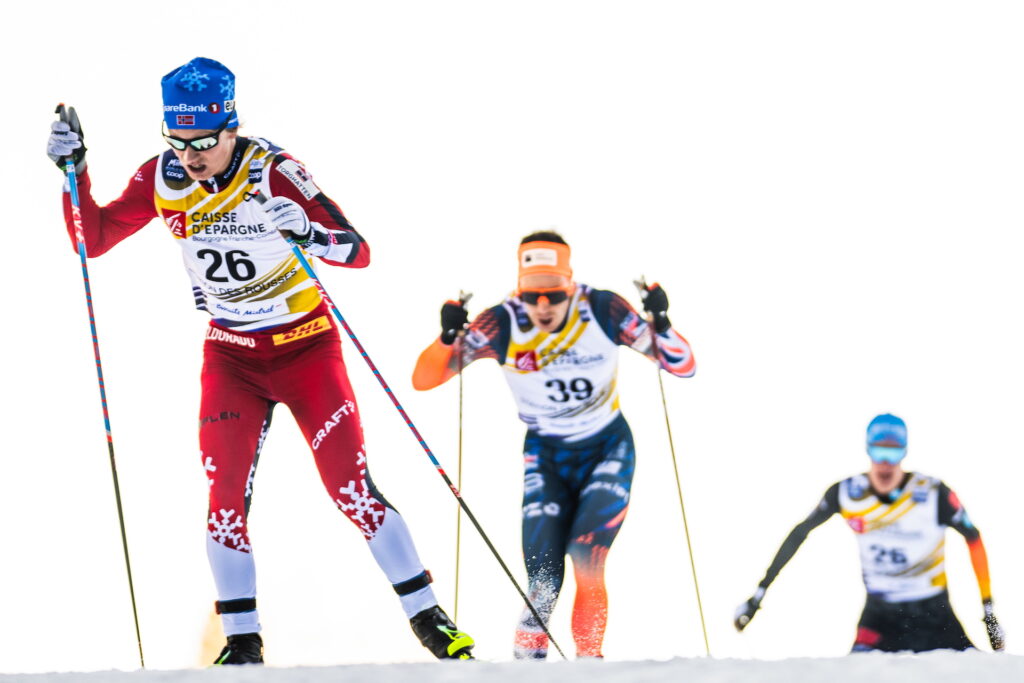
[162,116,231,152]
[519,288,571,305]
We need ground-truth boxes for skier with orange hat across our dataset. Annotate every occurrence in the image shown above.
[412,230,695,659]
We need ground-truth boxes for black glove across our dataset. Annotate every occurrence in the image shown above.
[983,599,1005,651]
[48,104,87,175]
[440,300,469,345]
[640,282,671,333]
[734,590,764,632]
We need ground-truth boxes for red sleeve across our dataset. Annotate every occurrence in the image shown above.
[62,158,159,257]
[267,155,370,268]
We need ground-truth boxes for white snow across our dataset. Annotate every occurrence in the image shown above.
[2,653,1023,683]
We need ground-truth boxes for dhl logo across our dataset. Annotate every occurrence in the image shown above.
[272,316,331,345]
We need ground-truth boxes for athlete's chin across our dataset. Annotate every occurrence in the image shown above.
[876,472,896,485]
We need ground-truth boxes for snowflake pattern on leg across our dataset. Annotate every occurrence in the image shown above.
[202,450,217,488]
[335,446,386,540]
[208,507,251,552]
[179,67,210,92]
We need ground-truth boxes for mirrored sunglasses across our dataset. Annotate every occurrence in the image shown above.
[867,445,907,464]
[162,116,230,152]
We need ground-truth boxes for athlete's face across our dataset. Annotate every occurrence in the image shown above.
[519,273,573,333]
[868,459,905,495]
[166,127,238,181]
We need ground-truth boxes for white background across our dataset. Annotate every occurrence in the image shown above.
[1,0,1022,673]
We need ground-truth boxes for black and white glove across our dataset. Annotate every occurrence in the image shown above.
[261,196,312,244]
[640,282,671,333]
[440,300,469,345]
[48,105,87,175]
[983,599,1005,651]
[734,588,765,632]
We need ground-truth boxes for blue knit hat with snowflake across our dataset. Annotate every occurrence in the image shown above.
[161,57,238,130]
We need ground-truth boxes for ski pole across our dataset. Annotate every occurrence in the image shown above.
[635,277,710,657]
[453,290,472,623]
[59,104,145,669]
[255,193,567,659]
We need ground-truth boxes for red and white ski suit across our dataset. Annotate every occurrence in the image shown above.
[62,137,438,635]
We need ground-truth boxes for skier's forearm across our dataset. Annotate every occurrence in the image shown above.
[653,327,696,378]
[967,536,992,603]
[305,196,369,268]
[63,170,105,254]
[938,483,991,602]
[758,504,833,589]
[267,158,369,268]
[301,219,369,266]
[599,290,695,377]
[412,338,459,390]
[758,523,812,589]
[63,161,157,256]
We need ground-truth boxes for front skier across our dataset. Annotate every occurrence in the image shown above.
[411,231,696,659]
[735,413,1005,653]
[47,57,473,664]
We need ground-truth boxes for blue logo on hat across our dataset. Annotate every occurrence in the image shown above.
[161,57,238,130]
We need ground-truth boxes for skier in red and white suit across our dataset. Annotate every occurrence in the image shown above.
[47,57,473,664]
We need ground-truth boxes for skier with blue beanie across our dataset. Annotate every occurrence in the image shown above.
[865,413,908,465]
[161,57,240,131]
[733,414,1005,653]
[48,57,474,665]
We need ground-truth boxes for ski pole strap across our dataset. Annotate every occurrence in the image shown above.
[215,598,257,614]
[393,570,433,596]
